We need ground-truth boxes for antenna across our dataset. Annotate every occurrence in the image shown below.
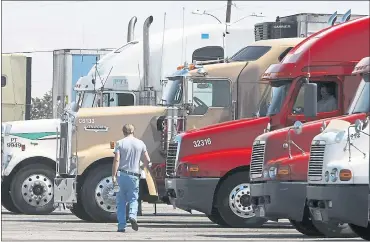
[159,12,167,85]
[181,7,185,64]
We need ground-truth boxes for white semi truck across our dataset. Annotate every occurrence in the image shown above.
[1,15,255,215]
[306,56,370,239]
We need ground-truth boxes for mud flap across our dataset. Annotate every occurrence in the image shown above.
[144,166,158,197]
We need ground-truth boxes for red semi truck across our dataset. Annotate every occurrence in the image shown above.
[164,16,369,228]
[249,17,369,237]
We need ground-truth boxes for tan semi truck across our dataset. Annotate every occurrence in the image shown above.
[53,37,304,222]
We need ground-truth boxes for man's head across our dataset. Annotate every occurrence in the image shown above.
[122,124,135,137]
[320,85,334,99]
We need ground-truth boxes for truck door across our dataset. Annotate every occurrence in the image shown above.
[186,78,232,130]
[286,78,341,126]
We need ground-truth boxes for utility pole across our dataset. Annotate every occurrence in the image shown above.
[224,0,232,60]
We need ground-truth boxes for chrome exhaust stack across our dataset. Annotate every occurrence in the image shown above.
[127,16,138,43]
[140,15,156,105]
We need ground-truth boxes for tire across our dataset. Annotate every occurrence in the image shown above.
[10,163,55,215]
[289,205,324,237]
[81,163,117,222]
[69,185,94,222]
[349,223,370,240]
[207,207,229,227]
[1,180,21,213]
[215,171,267,228]
[312,220,357,238]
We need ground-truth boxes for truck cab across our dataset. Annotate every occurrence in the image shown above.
[306,56,370,239]
[164,16,369,228]
[249,20,369,237]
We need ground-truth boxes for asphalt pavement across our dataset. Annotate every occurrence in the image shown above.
[1,203,364,241]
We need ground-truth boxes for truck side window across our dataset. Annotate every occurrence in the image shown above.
[116,93,135,106]
[292,81,338,114]
[191,80,230,115]
[1,75,6,87]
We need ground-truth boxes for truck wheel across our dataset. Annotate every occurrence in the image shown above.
[215,171,267,228]
[70,186,94,222]
[349,223,370,240]
[207,207,229,227]
[1,181,21,213]
[289,206,323,237]
[10,164,55,215]
[312,220,357,238]
[81,163,117,222]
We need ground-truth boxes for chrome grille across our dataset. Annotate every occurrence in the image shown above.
[165,142,178,176]
[250,143,266,176]
[308,143,326,179]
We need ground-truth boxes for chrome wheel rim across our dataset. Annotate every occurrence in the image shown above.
[21,174,53,207]
[229,183,255,219]
[94,176,117,213]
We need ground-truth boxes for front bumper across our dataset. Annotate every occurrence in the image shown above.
[250,181,307,221]
[307,184,369,227]
[165,177,219,215]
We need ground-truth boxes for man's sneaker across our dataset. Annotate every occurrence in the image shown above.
[128,217,139,231]
[117,228,125,233]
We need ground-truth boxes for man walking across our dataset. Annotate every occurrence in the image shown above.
[112,124,150,232]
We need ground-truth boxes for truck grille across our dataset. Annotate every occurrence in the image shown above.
[250,143,266,176]
[165,142,178,176]
[308,143,326,180]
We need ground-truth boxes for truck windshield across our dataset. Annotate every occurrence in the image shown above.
[347,75,370,114]
[265,81,292,116]
[77,91,97,108]
[161,77,183,105]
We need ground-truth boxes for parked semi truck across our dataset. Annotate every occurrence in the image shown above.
[1,54,32,122]
[249,17,369,237]
[1,14,255,215]
[163,16,368,228]
[254,11,366,41]
[306,57,370,239]
[52,29,304,222]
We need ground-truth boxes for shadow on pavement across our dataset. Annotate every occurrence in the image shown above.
[198,233,309,239]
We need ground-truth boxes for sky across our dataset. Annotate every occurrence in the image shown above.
[2,1,369,97]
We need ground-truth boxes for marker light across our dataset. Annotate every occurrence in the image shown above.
[110,141,115,149]
[278,166,290,176]
[339,169,352,181]
[21,144,25,151]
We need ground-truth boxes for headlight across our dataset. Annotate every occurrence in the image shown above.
[324,171,329,182]
[269,167,277,179]
[330,168,339,182]
[334,131,346,143]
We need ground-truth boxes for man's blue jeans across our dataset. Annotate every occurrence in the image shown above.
[116,172,139,230]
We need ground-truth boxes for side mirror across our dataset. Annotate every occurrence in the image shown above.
[184,78,193,105]
[303,83,317,118]
[109,97,115,102]
[70,101,80,113]
[293,120,303,135]
[354,119,363,134]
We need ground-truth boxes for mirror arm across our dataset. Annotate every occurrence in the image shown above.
[287,128,306,159]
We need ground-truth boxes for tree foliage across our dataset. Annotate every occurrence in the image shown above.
[30,90,53,120]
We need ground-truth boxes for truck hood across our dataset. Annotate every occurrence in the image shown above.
[177,117,270,160]
[2,119,60,140]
